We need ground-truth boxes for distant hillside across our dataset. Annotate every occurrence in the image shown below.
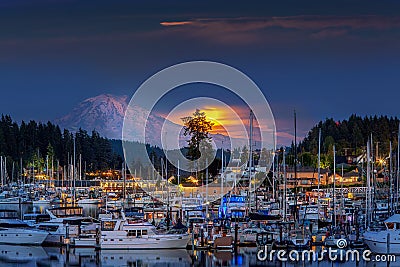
[299,114,400,157]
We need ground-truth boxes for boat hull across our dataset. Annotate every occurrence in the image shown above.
[0,228,48,245]
[364,231,400,254]
[100,233,189,250]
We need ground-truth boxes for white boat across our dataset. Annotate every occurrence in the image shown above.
[33,198,51,205]
[364,214,400,254]
[36,207,98,245]
[0,218,48,245]
[73,233,97,247]
[100,213,189,249]
[36,219,77,244]
[78,198,101,205]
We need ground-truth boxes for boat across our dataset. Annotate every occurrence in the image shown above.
[73,233,98,247]
[36,207,98,245]
[239,228,264,244]
[72,222,100,247]
[212,233,233,250]
[248,211,281,221]
[100,212,189,249]
[0,210,48,245]
[298,204,320,221]
[364,214,400,254]
[33,198,51,205]
[77,198,101,205]
[286,228,311,249]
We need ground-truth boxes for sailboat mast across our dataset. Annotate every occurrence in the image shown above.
[366,140,371,229]
[73,135,76,203]
[294,110,297,221]
[333,144,336,228]
[389,141,393,215]
[206,158,209,217]
[123,161,126,202]
[283,148,287,222]
[317,128,321,219]
[249,110,254,210]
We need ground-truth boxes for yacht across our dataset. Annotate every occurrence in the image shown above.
[35,207,98,245]
[100,212,189,249]
[364,214,400,254]
[0,211,48,245]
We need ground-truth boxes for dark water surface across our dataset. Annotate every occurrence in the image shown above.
[0,203,398,266]
[0,246,398,267]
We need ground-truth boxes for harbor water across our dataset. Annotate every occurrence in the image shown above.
[1,246,399,267]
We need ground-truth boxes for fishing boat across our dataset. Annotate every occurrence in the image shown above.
[100,212,189,249]
[363,214,400,254]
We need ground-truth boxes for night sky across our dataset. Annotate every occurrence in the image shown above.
[1,0,399,145]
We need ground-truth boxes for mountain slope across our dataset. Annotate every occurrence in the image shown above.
[55,94,130,139]
[55,94,246,149]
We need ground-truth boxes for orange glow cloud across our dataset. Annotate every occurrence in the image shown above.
[162,104,261,140]
[160,21,193,26]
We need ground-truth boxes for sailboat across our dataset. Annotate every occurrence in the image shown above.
[324,145,349,248]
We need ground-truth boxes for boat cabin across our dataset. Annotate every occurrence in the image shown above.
[384,214,400,230]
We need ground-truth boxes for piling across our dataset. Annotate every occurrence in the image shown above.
[234,223,239,250]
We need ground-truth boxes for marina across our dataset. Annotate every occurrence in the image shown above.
[0,111,399,267]
[0,113,399,266]
[1,1,400,264]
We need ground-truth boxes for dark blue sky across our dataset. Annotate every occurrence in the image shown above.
[1,0,399,144]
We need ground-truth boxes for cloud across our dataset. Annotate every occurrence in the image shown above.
[159,15,400,44]
[160,21,193,26]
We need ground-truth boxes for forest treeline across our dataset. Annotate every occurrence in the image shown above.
[0,115,122,176]
[294,114,400,168]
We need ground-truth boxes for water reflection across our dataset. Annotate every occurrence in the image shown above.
[101,249,191,267]
[0,203,399,266]
[0,246,399,267]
